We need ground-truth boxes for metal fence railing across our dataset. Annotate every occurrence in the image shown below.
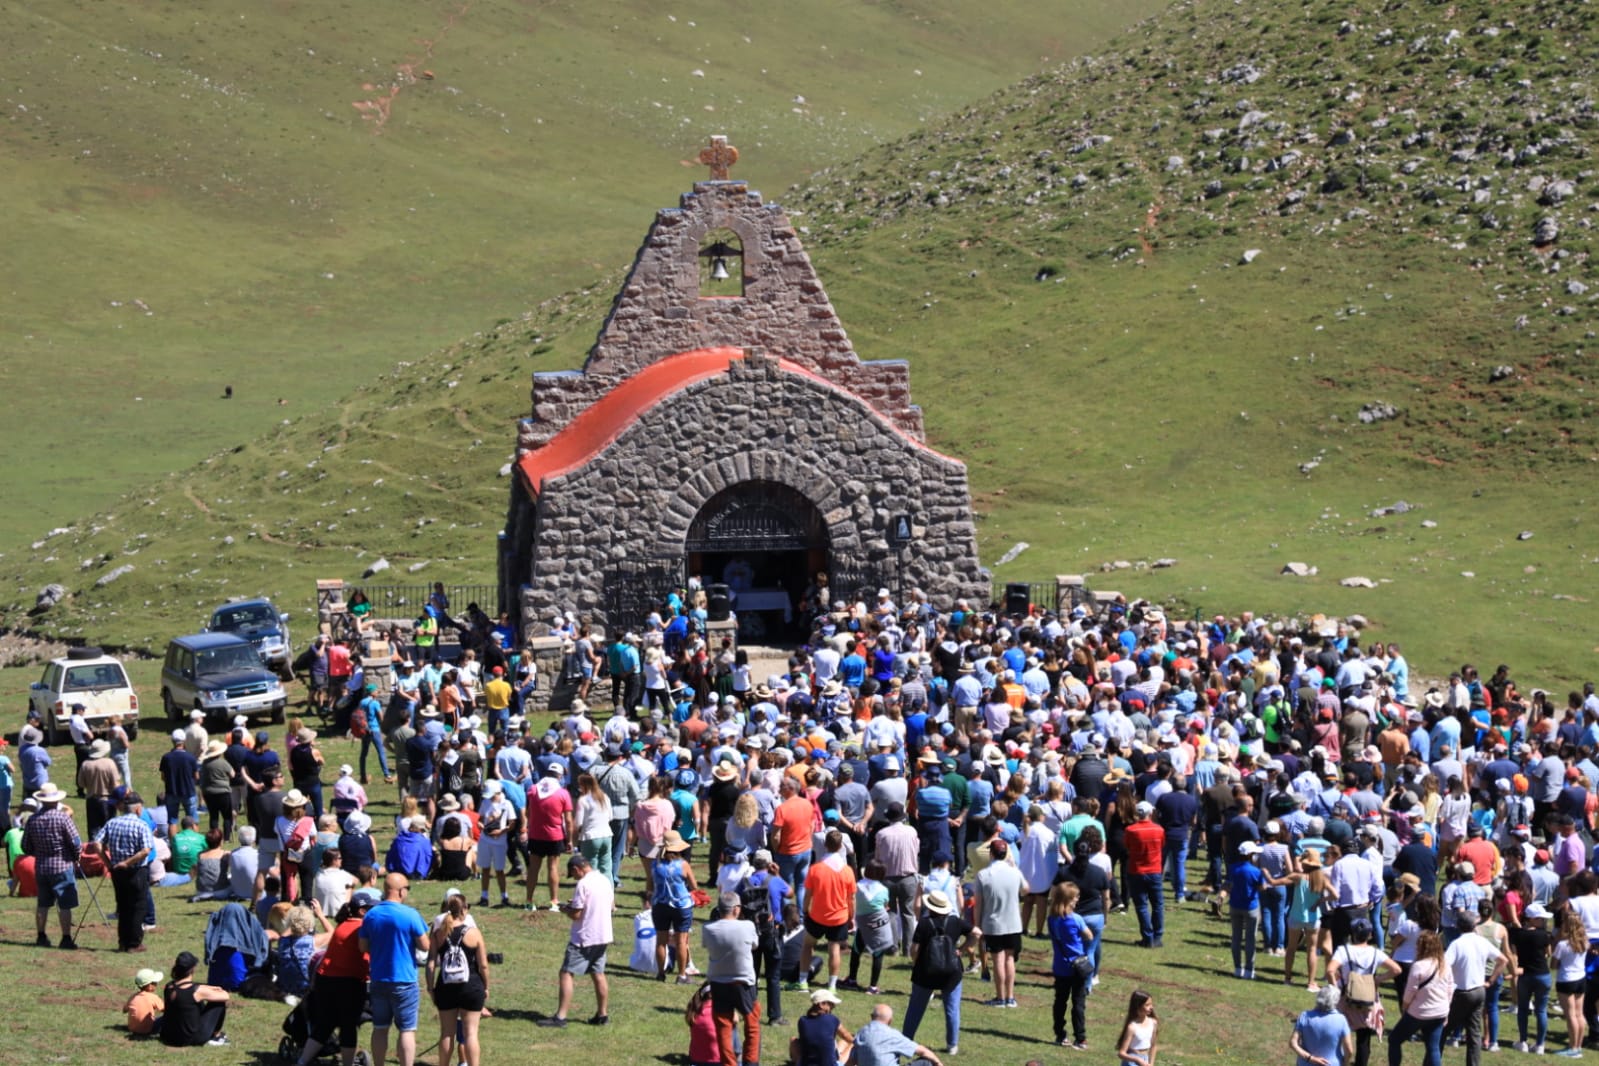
[316,582,501,620]
[989,578,1093,616]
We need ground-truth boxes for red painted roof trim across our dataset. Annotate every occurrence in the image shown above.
[517,346,958,495]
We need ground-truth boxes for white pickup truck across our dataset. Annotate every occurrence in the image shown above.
[28,646,141,745]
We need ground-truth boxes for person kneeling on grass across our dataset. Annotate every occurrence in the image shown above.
[160,951,231,1047]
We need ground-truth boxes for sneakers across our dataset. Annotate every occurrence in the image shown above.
[838,978,862,991]
[684,964,702,976]
[982,997,1007,1008]
[586,1014,609,1026]
[946,1046,957,1056]
[676,974,695,985]
[479,893,490,906]
[1072,1041,1090,1051]
[1515,1043,1530,1053]
[1005,998,1019,1008]
[549,901,564,912]
[1555,1050,1582,1059]
[35,932,49,948]
[59,936,78,950]
[536,1016,568,1029]
[783,981,809,993]
[206,1034,230,1047]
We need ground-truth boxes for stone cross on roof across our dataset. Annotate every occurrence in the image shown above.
[697,135,739,181]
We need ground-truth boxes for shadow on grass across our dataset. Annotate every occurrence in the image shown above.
[957,1023,1048,1044]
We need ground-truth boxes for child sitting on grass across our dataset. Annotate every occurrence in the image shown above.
[124,968,164,1037]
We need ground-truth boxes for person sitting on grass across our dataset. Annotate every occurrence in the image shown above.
[124,967,165,1037]
[160,951,231,1047]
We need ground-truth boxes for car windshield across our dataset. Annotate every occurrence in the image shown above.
[195,644,266,675]
[63,664,129,691]
[214,605,277,629]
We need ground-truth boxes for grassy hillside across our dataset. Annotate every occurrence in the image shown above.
[5,0,1599,687]
[0,0,1157,545]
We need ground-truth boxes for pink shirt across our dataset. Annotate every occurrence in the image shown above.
[1402,958,1455,1020]
[525,780,573,842]
[1555,831,1586,877]
[568,869,615,947]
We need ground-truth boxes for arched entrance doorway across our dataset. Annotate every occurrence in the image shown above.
[686,480,827,640]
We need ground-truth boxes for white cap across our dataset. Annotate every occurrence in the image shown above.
[1238,841,1263,856]
[1135,800,1154,817]
[170,728,186,743]
[189,709,205,720]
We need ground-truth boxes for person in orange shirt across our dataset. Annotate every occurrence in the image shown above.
[795,830,857,992]
[124,968,164,1036]
[1002,672,1027,711]
[771,778,816,904]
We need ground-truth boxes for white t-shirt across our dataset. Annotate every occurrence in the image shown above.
[313,868,358,915]
[1445,930,1498,991]
[1569,894,1599,940]
[576,793,613,841]
[1555,939,1589,983]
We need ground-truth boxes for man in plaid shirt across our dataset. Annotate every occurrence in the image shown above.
[21,783,81,949]
[98,791,155,953]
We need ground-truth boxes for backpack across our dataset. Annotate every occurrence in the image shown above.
[439,926,470,985]
[922,914,962,985]
[738,872,773,934]
[1341,946,1379,1008]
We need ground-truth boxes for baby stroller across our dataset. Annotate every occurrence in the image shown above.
[278,998,370,1065]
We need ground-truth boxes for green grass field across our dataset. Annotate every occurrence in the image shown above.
[5,0,1599,692]
[0,0,1159,547]
[0,722,1339,1066]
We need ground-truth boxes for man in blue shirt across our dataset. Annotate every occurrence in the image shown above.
[159,729,201,826]
[360,873,429,1066]
[852,1003,943,1066]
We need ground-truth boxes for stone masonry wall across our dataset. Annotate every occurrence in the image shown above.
[523,355,985,628]
[523,181,925,447]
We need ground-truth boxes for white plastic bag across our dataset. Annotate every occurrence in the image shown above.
[629,909,657,973]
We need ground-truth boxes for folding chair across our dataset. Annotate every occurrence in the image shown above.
[73,851,113,935]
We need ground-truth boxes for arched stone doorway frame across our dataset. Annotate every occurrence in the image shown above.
[651,452,860,562]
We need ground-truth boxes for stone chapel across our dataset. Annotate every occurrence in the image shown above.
[499,137,986,639]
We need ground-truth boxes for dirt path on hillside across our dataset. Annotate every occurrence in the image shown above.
[354,2,472,133]
[1140,201,1162,257]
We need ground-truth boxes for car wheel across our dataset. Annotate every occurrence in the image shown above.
[162,689,178,722]
[124,721,140,742]
[46,716,62,747]
[271,703,285,725]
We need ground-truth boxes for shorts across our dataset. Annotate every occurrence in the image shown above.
[1288,918,1321,931]
[369,980,421,1033]
[652,903,695,935]
[407,778,436,802]
[478,835,508,872]
[432,979,485,1013]
[1558,979,1587,996]
[562,942,609,976]
[639,841,663,861]
[527,838,564,858]
[803,916,851,944]
[37,868,78,911]
[986,932,1023,956]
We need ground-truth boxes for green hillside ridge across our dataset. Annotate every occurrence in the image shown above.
[1,0,1155,545]
[5,0,1599,687]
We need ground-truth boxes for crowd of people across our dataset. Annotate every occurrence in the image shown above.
[10,582,1599,1066]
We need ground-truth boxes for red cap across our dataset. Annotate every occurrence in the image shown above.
[492,665,504,675]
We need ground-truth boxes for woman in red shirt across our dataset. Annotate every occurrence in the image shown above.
[295,889,375,1065]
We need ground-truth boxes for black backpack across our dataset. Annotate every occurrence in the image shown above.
[922,913,962,985]
[739,872,774,934]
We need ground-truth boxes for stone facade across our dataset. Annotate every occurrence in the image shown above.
[500,168,987,656]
